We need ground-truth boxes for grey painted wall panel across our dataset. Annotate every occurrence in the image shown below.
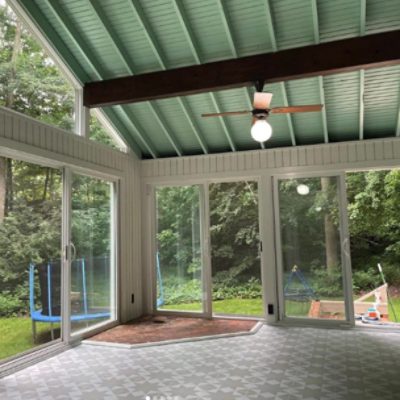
[141,138,400,181]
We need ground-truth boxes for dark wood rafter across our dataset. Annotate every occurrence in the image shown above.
[84,30,400,108]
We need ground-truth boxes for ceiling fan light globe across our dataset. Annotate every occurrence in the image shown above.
[251,120,272,142]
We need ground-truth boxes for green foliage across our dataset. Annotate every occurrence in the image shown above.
[156,186,201,279]
[352,269,380,292]
[0,289,25,316]
[0,4,74,129]
[161,277,202,305]
[311,267,343,297]
[278,177,339,274]
[89,114,119,149]
[209,182,262,303]
[213,277,262,301]
[0,3,118,146]
[347,170,400,292]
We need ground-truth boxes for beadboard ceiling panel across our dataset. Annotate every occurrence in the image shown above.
[15,0,400,159]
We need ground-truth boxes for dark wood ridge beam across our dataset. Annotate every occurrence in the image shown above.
[84,30,400,108]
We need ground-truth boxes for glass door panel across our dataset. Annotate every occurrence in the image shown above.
[70,174,116,334]
[0,159,62,361]
[276,176,349,321]
[210,181,263,317]
[346,170,400,327]
[155,185,203,313]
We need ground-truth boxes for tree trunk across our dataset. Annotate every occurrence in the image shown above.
[6,19,22,108]
[0,159,6,221]
[43,167,50,201]
[5,159,12,215]
[321,177,339,274]
[0,18,22,222]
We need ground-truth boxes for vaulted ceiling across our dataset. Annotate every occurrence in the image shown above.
[16,0,400,159]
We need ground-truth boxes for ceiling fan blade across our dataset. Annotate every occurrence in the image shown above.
[271,104,323,114]
[201,110,251,117]
[253,92,273,109]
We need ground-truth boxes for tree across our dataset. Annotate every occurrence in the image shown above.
[321,177,339,274]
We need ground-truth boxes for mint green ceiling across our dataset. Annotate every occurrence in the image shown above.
[17,0,400,159]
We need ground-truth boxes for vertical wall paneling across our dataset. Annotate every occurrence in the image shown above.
[394,141,400,159]
[384,141,393,160]
[142,138,400,182]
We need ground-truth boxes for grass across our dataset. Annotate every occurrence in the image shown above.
[161,298,308,317]
[160,297,338,317]
[389,297,400,321]
[161,296,400,321]
[161,298,264,316]
[2,298,400,362]
[0,317,60,361]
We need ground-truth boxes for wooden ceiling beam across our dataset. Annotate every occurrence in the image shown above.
[84,30,400,108]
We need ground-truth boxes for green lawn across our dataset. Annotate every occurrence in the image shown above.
[2,298,400,362]
[160,298,325,317]
[161,298,309,317]
[389,297,400,321]
[0,317,60,361]
[161,297,400,321]
[161,298,264,316]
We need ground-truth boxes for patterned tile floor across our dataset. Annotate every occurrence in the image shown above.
[1,324,400,400]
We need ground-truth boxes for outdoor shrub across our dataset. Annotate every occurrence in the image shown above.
[162,277,202,305]
[352,268,380,293]
[379,263,400,287]
[0,290,25,317]
[311,266,343,297]
[213,277,262,300]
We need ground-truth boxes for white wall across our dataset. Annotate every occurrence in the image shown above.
[141,138,400,181]
[0,106,142,323]
[140,137,400,321]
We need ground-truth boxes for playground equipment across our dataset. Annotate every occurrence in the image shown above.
[29,258,110,341]
[308,283,389,319]
[308,263,397,323]
[156,252,164,307]
[284,265,317,301]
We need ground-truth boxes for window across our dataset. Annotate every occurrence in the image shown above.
[0,1,125,149]
[0,2,74,131]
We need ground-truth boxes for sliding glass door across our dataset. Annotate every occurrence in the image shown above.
[0,159,62,362]
[210,181,263,317]
[69,173,116,335]
[155,185,205,313]
[274,174,353,323]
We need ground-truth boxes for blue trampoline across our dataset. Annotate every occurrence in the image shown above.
[29,258,110,341]
[156,252,164,307]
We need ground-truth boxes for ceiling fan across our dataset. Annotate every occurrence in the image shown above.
[201,82,323,143]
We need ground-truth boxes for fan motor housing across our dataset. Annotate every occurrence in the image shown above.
[252,109,269,119]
